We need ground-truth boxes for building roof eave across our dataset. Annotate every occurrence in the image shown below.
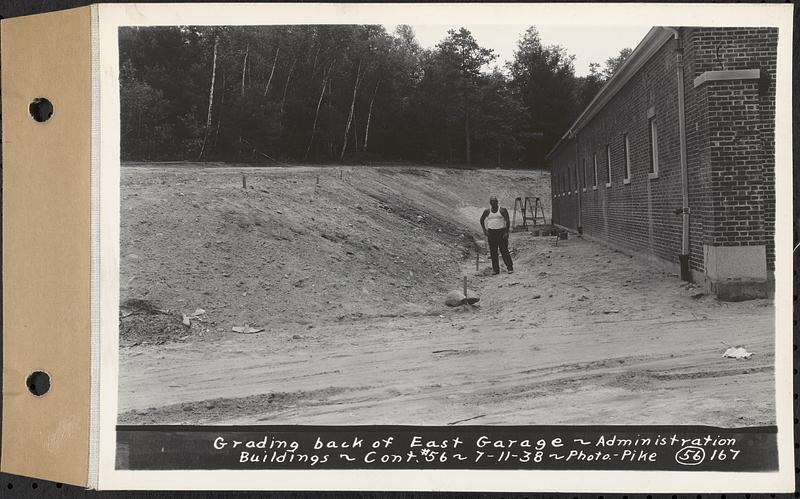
[545,27,676,161]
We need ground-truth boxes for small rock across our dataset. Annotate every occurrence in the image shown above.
[292,334,302,340]
[444,289,480,307]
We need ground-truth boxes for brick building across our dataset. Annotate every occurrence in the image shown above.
[546,27,777,300]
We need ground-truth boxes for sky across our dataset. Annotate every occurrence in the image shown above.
[389,25,652,77]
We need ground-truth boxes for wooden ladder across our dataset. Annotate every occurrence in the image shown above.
[512,196,547,231]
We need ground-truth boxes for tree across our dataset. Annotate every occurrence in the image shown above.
[119,24,586,168]
[198,33,219,160]
[472,69,529,166]
[603,47,632,79]
[119,60,173,160]
[508,27,578,167]
[434,28,496,165]
[575,62,605,111]
[575,47,633,116]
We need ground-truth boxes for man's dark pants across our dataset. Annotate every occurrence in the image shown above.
[487,228,513,274]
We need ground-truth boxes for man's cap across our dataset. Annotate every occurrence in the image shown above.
[490,195,498,201]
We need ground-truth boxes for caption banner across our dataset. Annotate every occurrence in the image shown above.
[117,425,777,471]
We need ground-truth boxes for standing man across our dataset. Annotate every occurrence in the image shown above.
[480,195,514,275]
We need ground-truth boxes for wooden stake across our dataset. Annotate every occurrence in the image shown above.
[242,175,246,189]
[463,276,467,297]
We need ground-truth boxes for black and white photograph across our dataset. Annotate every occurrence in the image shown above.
[103,3,792,487]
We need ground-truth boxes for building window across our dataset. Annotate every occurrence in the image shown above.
[592,153,598,189]
[567,166,572,194]
[581,158,587,191]
[623,133,631,184]
[605,144,612,187]
[574,163,578,192]
[648,118,659,178]
[556,171,560,195]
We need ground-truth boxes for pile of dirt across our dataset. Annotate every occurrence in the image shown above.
[119,164,550,343]
[119,299,203,347]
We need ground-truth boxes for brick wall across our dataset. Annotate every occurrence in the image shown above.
[549,27,777,276]
[688,28,778,270]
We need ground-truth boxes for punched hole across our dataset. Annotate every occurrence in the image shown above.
[26,371,50,396]
[29,97,54,122]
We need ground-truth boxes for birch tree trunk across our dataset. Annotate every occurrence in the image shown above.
[304,62,333,161]
[353,113,358,153]
[262,47,279,97]
[198,35,219,160]
[311,47,321,75]
[363,77,380,152]
[241,44,249,96]
[279,58,297,115]
[464,108,471,166]
[213,73,226,148]
[339,60,364,161]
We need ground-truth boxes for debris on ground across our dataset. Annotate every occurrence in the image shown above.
[120,298,169,315]
[119,299,193,347]
[182,308,206,326]
[722,346,754,360]
[232,325,265,334]
[445,289,480,307]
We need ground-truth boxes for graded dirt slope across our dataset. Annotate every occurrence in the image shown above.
[120,164,548,343]
[118,164,775,426]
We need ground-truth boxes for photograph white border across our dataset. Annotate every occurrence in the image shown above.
[95,2,794,491]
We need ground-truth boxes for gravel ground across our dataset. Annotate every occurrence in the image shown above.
[118,163,775,426]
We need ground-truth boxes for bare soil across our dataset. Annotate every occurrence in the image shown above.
[118,163,774,426]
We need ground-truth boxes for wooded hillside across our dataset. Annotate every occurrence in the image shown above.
[120,25,630,168]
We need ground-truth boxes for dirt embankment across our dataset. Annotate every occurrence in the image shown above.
[118,164,775,427]
[119,165,549,346]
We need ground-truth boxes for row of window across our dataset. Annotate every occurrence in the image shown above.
[554,118,659,196]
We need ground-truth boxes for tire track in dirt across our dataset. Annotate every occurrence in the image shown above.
[119,165,775,427]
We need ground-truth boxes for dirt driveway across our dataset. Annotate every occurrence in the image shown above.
[118,164,774,426]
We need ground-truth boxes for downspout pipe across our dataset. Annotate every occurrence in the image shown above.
[573,130,583,235]
[666,27,691,282]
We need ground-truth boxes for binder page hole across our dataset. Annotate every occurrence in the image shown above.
[28,97,53,122]
[26,371,50,396]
